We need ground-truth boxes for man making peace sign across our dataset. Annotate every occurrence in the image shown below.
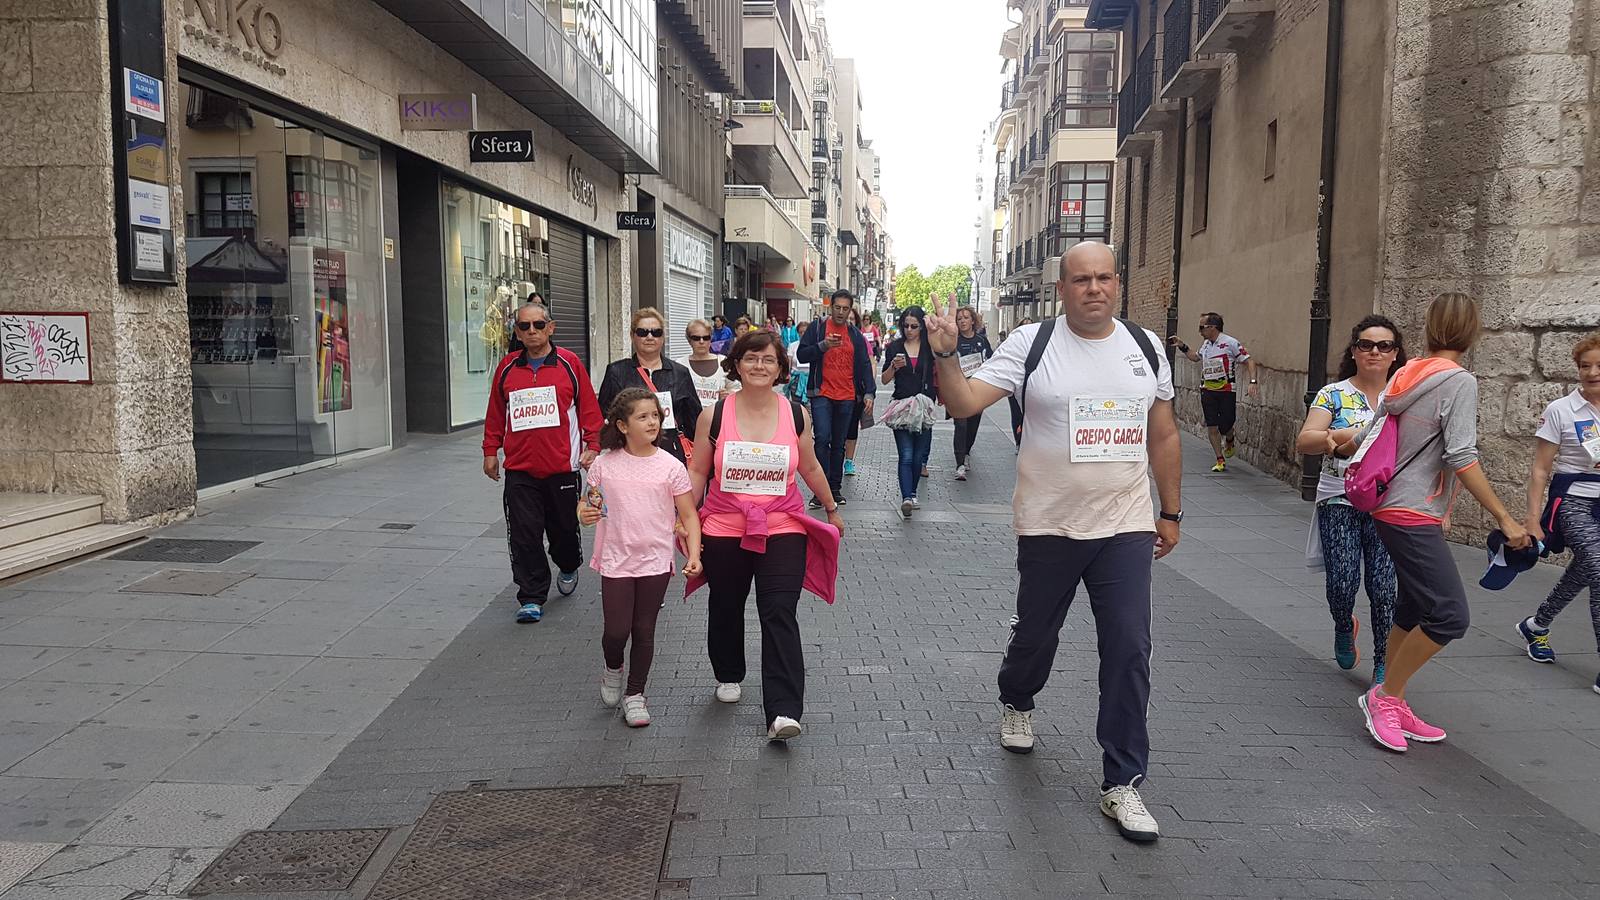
[926,241,1183,843]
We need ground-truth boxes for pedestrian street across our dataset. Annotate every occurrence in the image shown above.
[0,406,1595,899]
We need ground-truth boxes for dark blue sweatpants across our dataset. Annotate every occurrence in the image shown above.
[998,532,1154,789]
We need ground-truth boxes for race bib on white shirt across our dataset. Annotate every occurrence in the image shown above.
[719,441,790,496]
[1068,396,1149,462]
[959,353,985,376]
[1201,354,1227,382]
[508,386,560,432]
[1584,432,1600,464]
[655,391,677,430]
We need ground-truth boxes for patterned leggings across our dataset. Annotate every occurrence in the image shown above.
[1533,497,1600,653]
[1317,502,1398,665]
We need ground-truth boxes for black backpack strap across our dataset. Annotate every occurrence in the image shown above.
[1018,317,1057,414]
[789,399,806,435]
[1117,318,1162,378]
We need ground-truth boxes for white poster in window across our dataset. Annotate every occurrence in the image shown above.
[134,231,164,270]
[128,180,171,230]
[0,313,92,383]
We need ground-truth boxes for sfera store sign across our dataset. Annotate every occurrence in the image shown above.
[183,0,286,76]
[469,130,534,162]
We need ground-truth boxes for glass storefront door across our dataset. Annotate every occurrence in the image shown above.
[180,81,389,489]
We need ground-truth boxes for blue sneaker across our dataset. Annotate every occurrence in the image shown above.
[1335,618,1360,670]
[1373,662,1386,685]
[1518,617,1555,663]
[557,570,579,596]
[516,603,542,624]
[844,459,857,476]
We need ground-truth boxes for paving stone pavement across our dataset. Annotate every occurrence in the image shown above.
[3,396,1599,898]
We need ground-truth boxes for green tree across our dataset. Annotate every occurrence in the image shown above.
[894,264,929,309]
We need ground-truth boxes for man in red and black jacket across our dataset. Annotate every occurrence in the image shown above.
[483,302,602,624]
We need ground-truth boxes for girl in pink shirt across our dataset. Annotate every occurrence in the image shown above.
[579,388,703,727]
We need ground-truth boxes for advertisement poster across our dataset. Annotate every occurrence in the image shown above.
[128,180,171,230]
[123,68,164,120]
[133,231,164,270]
[313,248,352,413]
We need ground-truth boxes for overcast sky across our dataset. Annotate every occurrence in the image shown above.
[823,0,1013,273]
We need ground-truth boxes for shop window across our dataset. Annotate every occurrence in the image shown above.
[1193,112,1213,234]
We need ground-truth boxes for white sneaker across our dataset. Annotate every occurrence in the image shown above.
[999,704,1034,754]
[899,499,914,520]
[622,693,651,727]
[1100,784,1160,842]
[600,666,624,707]
[908,497,921,509]
[767,716,802,741]
[715,682,742,703]
[955,464,968,481]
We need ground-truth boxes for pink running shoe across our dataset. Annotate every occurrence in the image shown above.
[1359,686,1407,752]
[1396,700,1446,743]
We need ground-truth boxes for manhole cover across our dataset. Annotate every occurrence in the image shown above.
[369,784,678,899]
[379,523,415,530]
[187,828,389,895]
[110,538,260,563]
[119,569,252,596]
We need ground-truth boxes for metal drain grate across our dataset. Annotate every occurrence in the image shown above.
[110,538,260,563]
[369,784,678,900]
[187,828,389,895]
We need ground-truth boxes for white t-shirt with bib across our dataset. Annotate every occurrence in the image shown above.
[1536,389,1600,498]
[974,318,1175,539]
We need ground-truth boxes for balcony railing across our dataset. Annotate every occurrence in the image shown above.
[811,200,828,218]
[1163,0,1193,88]
[1133,41,1156,127]
[732,99,788,130]
[1197,0,1225,38]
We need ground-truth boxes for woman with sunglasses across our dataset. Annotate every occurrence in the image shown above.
[880,306,939,519]
[1296,315,1407,683]
[677,319,734,406]
[599,308,702,464]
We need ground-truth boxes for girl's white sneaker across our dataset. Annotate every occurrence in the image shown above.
[600,666,624,707]
[715,682,742,703]
[622,694,651,727]
[767,716,802,741]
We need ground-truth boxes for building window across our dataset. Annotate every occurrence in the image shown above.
[1192,112,1213,234]
[196,171,253,236]
[1053,162,1113,249]
[1264,118,1277,180]
[1054,32,1117,128]
[1137,157,1150,266]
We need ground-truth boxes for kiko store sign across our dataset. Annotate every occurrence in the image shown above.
[183,0,286,77]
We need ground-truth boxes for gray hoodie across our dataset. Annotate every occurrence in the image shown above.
[1362,358,1480,523]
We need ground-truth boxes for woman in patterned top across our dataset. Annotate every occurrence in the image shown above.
[1295,315,1409,683]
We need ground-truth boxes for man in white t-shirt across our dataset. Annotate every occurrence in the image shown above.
[927,241,1182,843]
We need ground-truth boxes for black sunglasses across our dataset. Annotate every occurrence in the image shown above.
[634,328,664,338]
[1353,339,1398,353]
[516,320,551,331]
[688,334,712,342]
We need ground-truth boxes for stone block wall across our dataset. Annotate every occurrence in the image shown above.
[0,0,196,522]
[1379,0,1600,546]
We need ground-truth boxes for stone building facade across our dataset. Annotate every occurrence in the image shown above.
[1091,0,1600,545]
[0,0,645,522]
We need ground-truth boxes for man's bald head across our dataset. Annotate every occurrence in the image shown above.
[1057,240,1119,336]
[1060,240,1116,281]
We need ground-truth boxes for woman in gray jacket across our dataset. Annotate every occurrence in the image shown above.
[1335,293,1532,753]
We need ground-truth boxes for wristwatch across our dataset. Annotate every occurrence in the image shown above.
[933,349,959,359]
[1159,510,1184,523]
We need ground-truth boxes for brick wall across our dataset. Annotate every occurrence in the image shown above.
[1380,0,1600,547]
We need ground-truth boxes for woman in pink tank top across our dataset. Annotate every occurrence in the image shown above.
[688,330,843,743]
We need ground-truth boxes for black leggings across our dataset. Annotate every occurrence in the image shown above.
[601,573,671,694]
[704,533,807,724]
[953,412,983,465]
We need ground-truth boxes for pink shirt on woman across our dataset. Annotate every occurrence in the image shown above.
[586,447,691,578]
[702,390,805,539]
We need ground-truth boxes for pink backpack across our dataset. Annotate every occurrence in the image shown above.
[1342,412,1440,513]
